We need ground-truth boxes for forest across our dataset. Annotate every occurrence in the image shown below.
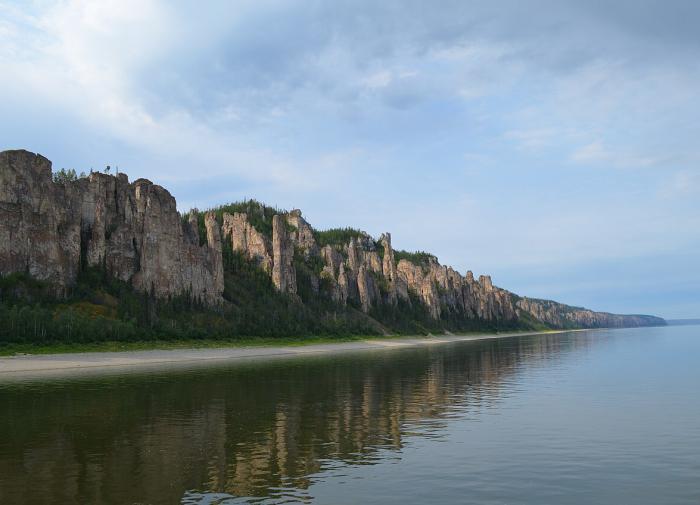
[0,234,531,346]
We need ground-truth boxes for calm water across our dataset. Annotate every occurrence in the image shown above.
[1,325,699,504]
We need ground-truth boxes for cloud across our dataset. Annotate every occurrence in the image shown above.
[361,70,393,90]
[1,0,699,316]
[505,128,558,151]
[570,140,667,168]
[661,170,700,198]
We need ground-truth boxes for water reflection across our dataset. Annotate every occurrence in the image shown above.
[0,332,597,505]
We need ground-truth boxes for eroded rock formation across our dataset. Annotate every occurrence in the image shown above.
[514,297,661,328]
[286,210,317,258]
[221,212,273,272]
[0,150,223,304]
[272,214,297,295]
[0,149,665,330]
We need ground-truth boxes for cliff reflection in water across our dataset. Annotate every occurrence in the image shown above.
[0,332,595,504]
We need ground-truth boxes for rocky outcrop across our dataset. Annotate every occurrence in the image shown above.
[0,149,665,330]
[221,212,272,272]
[320,245,346,304]
[0,151,80,295]
[286,210,317,258]
[325,234,393,312]
[320,245,342,277]
[356,265,372,313]
[515,297,665,328]
[380,233,399,305]
[393,256,520,322]
[204,213,225,298]
[272,215,296,295]
[0,150,223,304]
[337,263,349,305]
[220,210,303,295]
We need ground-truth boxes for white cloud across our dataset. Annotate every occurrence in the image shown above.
[570,140,663,168]
[661,169,700,197]
[504,128,558,151]
[361,70,392,89]
[1,0,699,316]
[570,140,607,163]
[0,0,368,194]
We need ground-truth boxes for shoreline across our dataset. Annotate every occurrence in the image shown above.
[0,330,580,378]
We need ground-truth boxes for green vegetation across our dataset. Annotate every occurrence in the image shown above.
[0,335,379,356]
[0,239,383,348]
[375,241,385,260]
[208,199,284,237]
[0,245,529,352]
[0,328,556,357]
[183,200,296,246]
[509,308,550,332]
[0,196,542,352]
[313,227,367,248]
[52,168,86,184]
[394,250,436,266]
[368,290,527,335]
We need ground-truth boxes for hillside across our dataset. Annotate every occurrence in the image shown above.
[0,150,665,345]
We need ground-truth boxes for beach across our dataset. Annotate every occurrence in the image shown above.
[0,331,569,378]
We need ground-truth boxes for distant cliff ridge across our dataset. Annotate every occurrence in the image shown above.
[0,150,665,332]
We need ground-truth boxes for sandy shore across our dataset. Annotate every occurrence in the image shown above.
[0,330,574,379]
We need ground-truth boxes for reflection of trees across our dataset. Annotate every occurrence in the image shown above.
[0,332,594,505]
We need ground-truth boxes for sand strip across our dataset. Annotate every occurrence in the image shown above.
[0,330,578,378]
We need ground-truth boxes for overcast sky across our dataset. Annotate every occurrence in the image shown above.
[1,0,698,318]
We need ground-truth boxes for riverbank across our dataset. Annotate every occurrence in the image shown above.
[0,330,573,377]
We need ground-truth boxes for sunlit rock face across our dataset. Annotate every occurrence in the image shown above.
[221,212,272,272]
[286,210,318,258]
[514,297,664,328]
[0,150,80,295]
[0,149,665,328]
[272,214,297,295]
[0,150,223,304]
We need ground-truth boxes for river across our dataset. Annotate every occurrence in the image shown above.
[0,325,698,504]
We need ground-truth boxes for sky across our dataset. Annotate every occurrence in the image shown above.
[1,0,698,319]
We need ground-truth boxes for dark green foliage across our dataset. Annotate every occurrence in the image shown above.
[375,241,385,260]
[0,271,142,344]
[370,271,390,297]
[197,199,286,239]
[515,309,551,331]
[197,213,207,246]
[0,197,538,346]
[368,290,525,335]
[368,294,436,334]
[219,245,379,338]
[179,210,209,247]
[0,243,385,346]
[394,250,437,266]
[313,227,367,248]
[523,297,587,313]
[52,168,84,184]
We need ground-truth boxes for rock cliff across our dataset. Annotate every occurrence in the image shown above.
[0,150,223,304]
[0,150,665,331]
[221,212,272,272]
[514,297,663,328]
[271,214,297,295]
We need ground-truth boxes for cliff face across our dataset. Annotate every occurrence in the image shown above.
[0,151,80,295]
[221,212,272,272]
[0,150,665,330]
[514,298,664,328]
[0,150,223,304]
